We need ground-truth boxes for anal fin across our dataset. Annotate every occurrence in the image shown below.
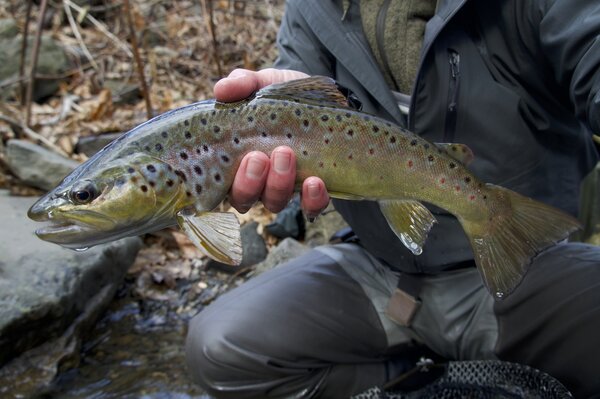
[177,210,242,265]
[379,200,437,255]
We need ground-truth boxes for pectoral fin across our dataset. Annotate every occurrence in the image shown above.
[379,200,437,255]
[177,211,242,265]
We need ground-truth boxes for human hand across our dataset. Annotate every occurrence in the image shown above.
[215,68,330,217]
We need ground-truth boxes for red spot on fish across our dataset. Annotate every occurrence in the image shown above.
[469,195,476,201]
[407,160,414,168]
[440,178,446,184]
[325,139,330,144]
[455,186,461,191]
[333,162,337,167]
[329,127,334,132]
[369,148,374,155]
[348,154,353,160]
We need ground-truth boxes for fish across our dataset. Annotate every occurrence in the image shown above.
[27,76,581,299]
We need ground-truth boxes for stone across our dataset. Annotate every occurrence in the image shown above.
[251,238,310,276]
[208,221,268,272]
[0,190,141,395]
[103,79,141,105]
[266,195,304,239]
[0,34,70,101]
[75,132,122,157]
[0,19,18,40]
[5,139,79,191]
[304,206,349,247]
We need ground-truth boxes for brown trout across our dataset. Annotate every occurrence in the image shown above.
[28,77,580,299]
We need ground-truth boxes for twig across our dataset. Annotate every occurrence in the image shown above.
[0,114,70,158]
[200,0,223,77]
[25,0,49,127]
[63,0,99,71]
[63,0,133,58]
[19,0,33,107]
[122,0,153,119]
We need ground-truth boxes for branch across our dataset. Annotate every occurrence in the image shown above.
[25,0,49,127]
[122,0,153,119]
[63,0,99,71]
[19,0,33,107]
[0,114,70,158]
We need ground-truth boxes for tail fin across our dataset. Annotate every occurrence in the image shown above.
[460,185,581,300]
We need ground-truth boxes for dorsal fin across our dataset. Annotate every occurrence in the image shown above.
[254,76,359,109]
[434,143,475,166]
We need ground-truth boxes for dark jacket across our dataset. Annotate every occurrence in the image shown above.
[274,0,600,274]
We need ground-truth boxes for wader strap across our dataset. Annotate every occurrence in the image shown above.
[386,274,423,327]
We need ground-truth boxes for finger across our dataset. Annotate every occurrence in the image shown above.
[301,177,330,219]
[262,146,296,213]
[214,69,310,103]
[229,151,270,213]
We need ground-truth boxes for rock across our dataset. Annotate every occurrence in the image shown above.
[75,132,122,157]
[251,238,309,276]
[5,139,79,191]
[0,34,70,101]
[0,190,141,396]
[0,19,18,40]
[103,79,141,105]
[304,206,349,247]
[208,221,268,272]
[266,195,304,239]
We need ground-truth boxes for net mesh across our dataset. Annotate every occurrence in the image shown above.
[352,360,573,399]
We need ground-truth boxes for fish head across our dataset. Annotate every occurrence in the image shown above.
[28,153,192,249]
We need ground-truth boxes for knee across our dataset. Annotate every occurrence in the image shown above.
[185,309,240,394]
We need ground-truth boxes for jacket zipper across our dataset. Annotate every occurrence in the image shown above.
[444,49,460,142]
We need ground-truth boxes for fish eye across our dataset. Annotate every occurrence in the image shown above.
[70,182,99,204]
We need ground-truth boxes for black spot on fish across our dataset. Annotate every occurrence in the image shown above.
[155,143,163,152]
[230,108,236,113]
[319,161,324,168]
[211,110,216,115]
[214,173,221,182]
[449,162,456,169]
[115,177,125,186]
[465,177,471,183]
[144,145,150,152]
[194,165,203,175]
[295,109,301,116]
[347,129,354,136]
[146,165,156,173]
[149,181,155,187]
[261,132,267,137]
[195,184,202,194]
[161,131,168,138]
[321,115,329,122]
[201,118,207,125]
[175,170,187,182]
[252,104,257,110]
[428,155,435,162]
[248,116,254,123]
[186,191,192,197]
[345,112,352,118]
[372,125,379,133]
[423,143,430,149]
[369,148,374,155]
[303,120,309,127]
[213,126,221,133]
[483,195,487,200]
[221,155,230,163]
[287,133,293,139]
[180,152,188,160]
[166,179,174,187]
[185,131,192,139]
[203,145,209,152]
[234,137,240,144]
[336,115,342,122]
[270,113,277,120]
[127,167,135,173]
[410,139,417,146]
[390,136,396,143]
[140,185,148,192]
[302,150,308,156]
[196,148,201,154]
[184,120,190,126]
[324,138,330,144]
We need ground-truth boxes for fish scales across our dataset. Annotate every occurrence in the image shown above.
[28,76,581,299]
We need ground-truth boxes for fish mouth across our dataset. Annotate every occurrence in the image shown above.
[34,219,101,249]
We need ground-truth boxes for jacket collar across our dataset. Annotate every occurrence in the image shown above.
[298,0,468,122]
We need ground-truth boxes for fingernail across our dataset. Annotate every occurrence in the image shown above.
[273,151,291,174]
[307,182,321,199]
[246,157,266,179]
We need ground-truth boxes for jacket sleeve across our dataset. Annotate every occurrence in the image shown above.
[273,0,335,76]
[539,0,600,133]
